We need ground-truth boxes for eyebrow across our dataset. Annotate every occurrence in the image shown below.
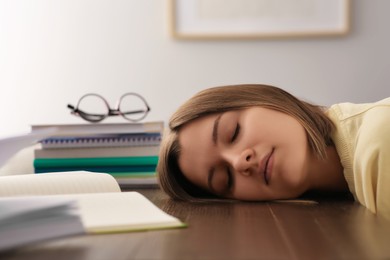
[212,114,223,145]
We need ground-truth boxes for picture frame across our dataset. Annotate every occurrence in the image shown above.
[169,0,350,39]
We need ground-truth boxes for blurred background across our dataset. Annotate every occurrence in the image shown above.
[0,0,389,134]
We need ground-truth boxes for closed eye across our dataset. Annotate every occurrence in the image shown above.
[226,166,234,194]
[231,123,240,142]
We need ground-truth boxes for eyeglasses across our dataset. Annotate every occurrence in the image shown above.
[67,93,150,123]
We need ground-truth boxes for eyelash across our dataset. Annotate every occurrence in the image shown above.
[230,123,240,142]
[225,123,239,191]
[226,166,233,191]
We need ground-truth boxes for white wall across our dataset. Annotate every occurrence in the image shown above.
[1,0,389,134]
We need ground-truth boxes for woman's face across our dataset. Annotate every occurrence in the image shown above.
[178,107,313,201]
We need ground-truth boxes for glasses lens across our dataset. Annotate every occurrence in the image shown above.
[77,94,109,122]
[118,93,149,121]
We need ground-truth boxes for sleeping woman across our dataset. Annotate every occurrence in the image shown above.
[157,84,390,219]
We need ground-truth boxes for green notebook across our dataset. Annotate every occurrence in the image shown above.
[34,156,158,168]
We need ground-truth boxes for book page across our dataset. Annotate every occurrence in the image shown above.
[31,121,164,136]
[0,196,84,251]
[65,192,185,233]
[0,171,121,197]
[0,196,77,221]
[0,127,57,167]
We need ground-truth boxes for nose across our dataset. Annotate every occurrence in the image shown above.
[230,148,256,176]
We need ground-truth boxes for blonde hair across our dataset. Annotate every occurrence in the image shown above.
[157,84,334,201]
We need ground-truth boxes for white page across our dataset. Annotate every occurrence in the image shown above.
[63,192,185,233]
[0,196,84,252]
[0,127,57,167]
[0,191,185,234]
[0,171,121,197]
[0,196,77,221]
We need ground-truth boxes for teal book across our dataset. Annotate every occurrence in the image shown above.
[33,156,158,169]
[34,166,157,174]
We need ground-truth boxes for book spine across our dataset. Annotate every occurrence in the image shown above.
[34,146,160,159]
[34,165,157,173]
[40,133,161,149]
[31,121,164,135]
[115,177,158,188]
[33,156,158,168]
[103,172,156,177]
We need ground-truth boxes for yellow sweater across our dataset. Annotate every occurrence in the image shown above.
[326,98,390,219]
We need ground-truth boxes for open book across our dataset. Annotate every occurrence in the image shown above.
[0,171,185,251]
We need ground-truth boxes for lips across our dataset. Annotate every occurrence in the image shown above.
[261,148,274,185]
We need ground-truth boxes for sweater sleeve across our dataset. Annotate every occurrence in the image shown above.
[353,105,390,217]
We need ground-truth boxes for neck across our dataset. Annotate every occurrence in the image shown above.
[308,146,348,193]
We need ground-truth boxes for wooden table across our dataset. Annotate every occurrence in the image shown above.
[2,189,390,260]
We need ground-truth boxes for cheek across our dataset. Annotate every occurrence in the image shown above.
[276,136,310,189]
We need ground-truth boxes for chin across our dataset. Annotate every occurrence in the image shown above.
[278,183,307,200]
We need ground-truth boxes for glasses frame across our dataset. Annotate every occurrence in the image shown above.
[67,92,151,123]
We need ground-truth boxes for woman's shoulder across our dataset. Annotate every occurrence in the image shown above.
[329,98,390,217]
[326,97,390,181]
[327,97,390,121]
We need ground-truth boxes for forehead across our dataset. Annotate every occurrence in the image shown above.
[178,114,219,190]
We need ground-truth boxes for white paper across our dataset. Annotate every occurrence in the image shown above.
[0,127,57,167]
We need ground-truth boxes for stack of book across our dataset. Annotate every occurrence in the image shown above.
[31,121,164,188]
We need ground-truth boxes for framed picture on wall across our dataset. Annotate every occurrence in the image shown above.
[169,0,350,39]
